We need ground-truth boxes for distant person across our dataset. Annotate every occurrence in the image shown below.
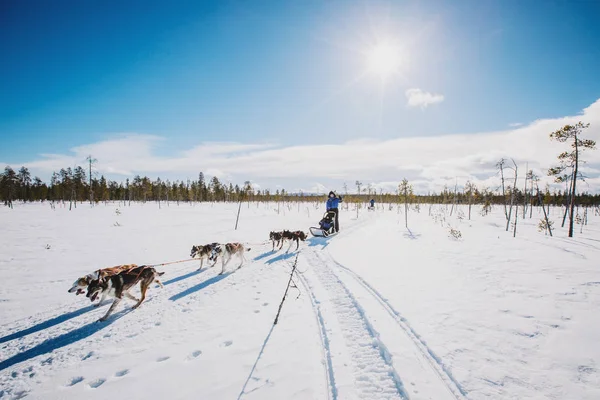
[326,191,343,233]
[369,199,375,209]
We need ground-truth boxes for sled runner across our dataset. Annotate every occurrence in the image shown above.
[309,210,337,237]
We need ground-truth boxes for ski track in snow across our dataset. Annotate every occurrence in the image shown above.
[301,248,408,400]
[330,257,467,399]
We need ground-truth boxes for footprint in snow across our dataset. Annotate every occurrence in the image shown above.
[115,369,129,377]
[66,377,84,387]
[186,350,202,361]
[157,356,170,362]
[262,302,269,307]
[88,378,106,388]
[221,340,233,347]
[82,351,94,361]
[254,310,260,313]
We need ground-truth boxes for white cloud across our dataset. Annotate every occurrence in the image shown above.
[509,122,523,127]
[9,99,600,194]
[405,88,444,109]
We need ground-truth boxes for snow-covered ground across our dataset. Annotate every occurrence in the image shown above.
[1,201,599,399]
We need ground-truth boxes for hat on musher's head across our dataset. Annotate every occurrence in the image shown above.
[328,191,335,197]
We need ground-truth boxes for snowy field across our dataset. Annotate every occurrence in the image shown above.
[1,201,599,400]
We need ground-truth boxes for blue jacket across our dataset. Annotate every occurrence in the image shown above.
[326,196,342,210]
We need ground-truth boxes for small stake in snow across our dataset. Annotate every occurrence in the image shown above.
[235,200,242,230]
[273,253,299,325]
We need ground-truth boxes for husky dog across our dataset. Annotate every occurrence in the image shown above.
[269,231,283,251]
[281,230,307,252]
[86,265,165,322]
[190,243,220,270]
[68,264,137,296]
[209,243,251,275]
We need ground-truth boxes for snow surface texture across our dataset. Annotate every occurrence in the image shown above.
[1,202,599,399]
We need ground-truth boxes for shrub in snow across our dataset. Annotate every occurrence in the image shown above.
[448,226,462,240]
[537,219,554,235]
[481,200,492,216]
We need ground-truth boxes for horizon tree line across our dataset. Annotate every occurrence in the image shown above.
[1,121,597,222]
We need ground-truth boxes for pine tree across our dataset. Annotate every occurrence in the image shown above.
[548,122,596,237]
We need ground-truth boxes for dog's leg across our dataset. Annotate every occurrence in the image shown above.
[99,298,121,322]
[219,256,226,275]
[155,278,164,288]
[296,238,300,251]
[133,280,150,309]
[94,291,108,307]
[220,254,232,275]
[124,291,140,302]
[197,257,204,271]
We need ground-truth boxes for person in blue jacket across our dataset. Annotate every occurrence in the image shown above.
[369,199,375,209]
[326,191,343,232]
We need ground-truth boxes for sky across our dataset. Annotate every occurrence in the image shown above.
[1,0,600,194]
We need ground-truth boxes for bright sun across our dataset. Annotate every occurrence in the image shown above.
[367,42,403,79]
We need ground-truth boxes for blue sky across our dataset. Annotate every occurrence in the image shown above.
[1,0,600,192]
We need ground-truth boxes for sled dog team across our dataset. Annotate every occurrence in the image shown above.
[68,191,343,322]
[69,233,303,322]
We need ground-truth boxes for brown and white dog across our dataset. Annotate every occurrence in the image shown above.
[209,243,251,275]
[68,264,137,297]
[190,243,220,271]
[281,230,307,252]
[269,231,283,251]
[86,265,165,322]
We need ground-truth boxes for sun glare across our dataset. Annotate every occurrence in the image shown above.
[367,42,403,79]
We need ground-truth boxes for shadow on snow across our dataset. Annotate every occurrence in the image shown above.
[253,250,277,261]
[169,271,234,302]
[0,304,98,345]
[265,252,296,264]
[0,309,131,372]
[403,228,421,240]
[307,236,332,249]
[162,268,207,286]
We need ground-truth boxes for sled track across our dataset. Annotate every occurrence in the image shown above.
[329,257,467,399]
[295,268,337,400]
[302,249,408,400]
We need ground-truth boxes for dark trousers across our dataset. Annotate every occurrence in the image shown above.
[329,208,339,232]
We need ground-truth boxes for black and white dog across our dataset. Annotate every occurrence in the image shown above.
[86,265,165,322]
[209,243,251,275]
[269,231,283,251]
[190,243,220,271]
[68,264,137,297]
[281,230,307,252]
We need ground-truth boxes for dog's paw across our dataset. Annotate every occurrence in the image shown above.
[93,303,101,308]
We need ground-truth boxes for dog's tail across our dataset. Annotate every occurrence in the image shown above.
[155,271,165,288]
